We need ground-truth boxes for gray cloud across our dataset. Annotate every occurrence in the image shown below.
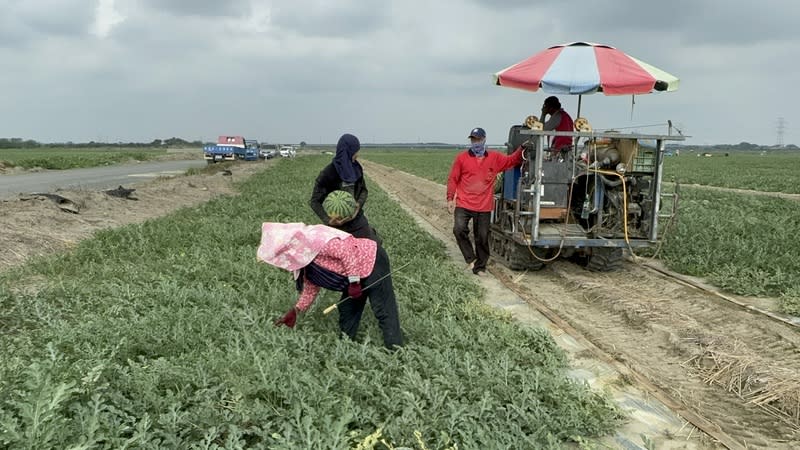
[472,0,797,45]
[604,1,791,45]
[0,22,34,49]
[0,0,796,145]
[269,1,392,37]
[17,0,95,35]
[469,0,538,9]
[0,0,94,47]
[138,0,251,17]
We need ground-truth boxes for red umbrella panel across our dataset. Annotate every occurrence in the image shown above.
[493,42,679,96]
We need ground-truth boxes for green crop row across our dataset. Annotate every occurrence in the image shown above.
[0,147,167,170]
[365,151,800,315]
[663,152,800,194]
[0,156,620,448]
[658,188,800,315]
[361,150,458,185]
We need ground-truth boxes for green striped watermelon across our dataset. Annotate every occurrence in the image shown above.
[323,190,357,220]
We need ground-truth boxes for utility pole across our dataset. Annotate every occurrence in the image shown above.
[777,117,786,147]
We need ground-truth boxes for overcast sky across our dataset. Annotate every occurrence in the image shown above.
[1,0,797,145]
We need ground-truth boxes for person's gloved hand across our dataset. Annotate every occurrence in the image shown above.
[328,216,346,227]
[274,307,298,328]
[347,282,363,299]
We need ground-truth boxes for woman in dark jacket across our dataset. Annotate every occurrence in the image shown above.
[309,134,379,242]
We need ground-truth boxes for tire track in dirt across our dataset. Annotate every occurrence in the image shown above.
[364,159,800,449]
[542,264,799,447]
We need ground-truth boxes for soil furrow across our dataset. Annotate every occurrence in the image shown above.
[364,159,800,449]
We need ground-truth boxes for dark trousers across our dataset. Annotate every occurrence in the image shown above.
[338,214,382,245]
[453,207,491,273]
[337,246,403,349]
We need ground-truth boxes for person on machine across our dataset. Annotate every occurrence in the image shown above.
[540,96,575,158]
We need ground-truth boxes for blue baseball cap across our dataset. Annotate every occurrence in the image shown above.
[468,127,486,139]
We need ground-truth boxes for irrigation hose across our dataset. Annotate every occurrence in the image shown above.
[521,224,565,263]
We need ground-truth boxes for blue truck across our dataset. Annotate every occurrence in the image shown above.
[204,136,259,163]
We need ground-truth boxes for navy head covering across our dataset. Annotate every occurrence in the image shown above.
[333,133,363,184]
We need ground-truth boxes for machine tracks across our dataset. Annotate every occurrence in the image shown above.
[542,262,800,445]
[364,160,800,449]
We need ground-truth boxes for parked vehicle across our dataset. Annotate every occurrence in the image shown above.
[239,139,260,161]
[204,135,258,163]
[279,145,296,158]
[259,144,279,159]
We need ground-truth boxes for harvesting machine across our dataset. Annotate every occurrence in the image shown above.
[490,41,686,271]
[491,125,685,271]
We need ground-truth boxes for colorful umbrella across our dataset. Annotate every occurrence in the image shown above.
[493,42,679,96]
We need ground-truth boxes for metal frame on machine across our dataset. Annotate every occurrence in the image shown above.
[508,129,685,249]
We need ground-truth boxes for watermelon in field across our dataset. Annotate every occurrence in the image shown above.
[323,190,357,220]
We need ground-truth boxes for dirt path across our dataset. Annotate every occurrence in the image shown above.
[0,161,273,271]
[669,182,800,201]
[363,159,800,449]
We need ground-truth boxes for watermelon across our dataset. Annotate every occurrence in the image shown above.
[323,190,357,220]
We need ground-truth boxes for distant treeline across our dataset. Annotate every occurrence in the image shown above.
[0,137,204,149]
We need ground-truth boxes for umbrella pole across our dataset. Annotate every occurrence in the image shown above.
[575,95,583,151]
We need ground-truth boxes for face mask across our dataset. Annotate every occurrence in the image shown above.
[470,142,486,156]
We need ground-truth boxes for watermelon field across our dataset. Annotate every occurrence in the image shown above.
[362,149,800,316]
[0,147,169,170]
[662,151,800,194]
[362,150,457,185]
[0,157,622,448]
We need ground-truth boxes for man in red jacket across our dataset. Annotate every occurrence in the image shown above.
[447,127,526,276]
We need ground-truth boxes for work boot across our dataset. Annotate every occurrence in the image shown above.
[465,260,475,272]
